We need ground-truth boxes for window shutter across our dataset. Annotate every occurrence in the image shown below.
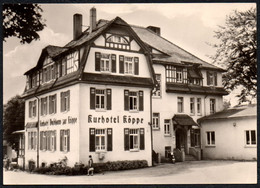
[107,128,113,151]
[124,90,129,111]
[67,90,70,111]
[134,57,139,75]
[40,132,43,150]
[54,131,56,151]
[33,100,36,117]
[207,71,210,85]
[214,72,217,86]
[111,54,116,73]
[139,91,144,111]
[90,88,96,110]
[89,128,96,152]
[124,128,129,151]
[67,129,70,152]
[54,94,57,113]
[60,130,64,151]
[95,52,101,71]
[106,89,112,110]
[29,102,32,118]
[140,128,145,150]
[40,99,43,116]
[48,96,51,114]
[60,92,64,112]
[119,55,124,74]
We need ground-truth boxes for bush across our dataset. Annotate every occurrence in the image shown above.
[33,160,148,175]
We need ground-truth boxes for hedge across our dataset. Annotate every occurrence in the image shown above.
[33,160,148,175]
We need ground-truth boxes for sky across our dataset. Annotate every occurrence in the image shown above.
[3,3,256,105]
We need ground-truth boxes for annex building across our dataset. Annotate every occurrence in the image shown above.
[22,8,228,169]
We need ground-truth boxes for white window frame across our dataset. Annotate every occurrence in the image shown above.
[129,129,139,151]
[95,89,106,110]
[124,56,134,75]
[210,98,216,114]
[100,53,111,72]
[177,97,184,113]
[245,130,256,146]
[164,120,170,136]
[64,94,69,112]
[176,68,183,83]
[197,98,202,115]
[153,74,161,97]
[41,97,48,116]
[190,98,195,115]
[63,131,69,152]
[206,131,215,146]
[50,131,55,151]
[129,91,138,111]
[152,113,160,129]
[49,95,56,114]
[95,129,106,151]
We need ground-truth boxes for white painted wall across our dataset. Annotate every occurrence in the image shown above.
[78,83,152,166]
[201,117,257,160]
[25,84,80,168]
[84,47,151,78]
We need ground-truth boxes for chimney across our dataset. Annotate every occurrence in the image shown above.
[147,26,161,36]
[90,7,97,33]
[73,14,82,40]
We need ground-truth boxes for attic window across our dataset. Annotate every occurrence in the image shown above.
[105,34,130,50]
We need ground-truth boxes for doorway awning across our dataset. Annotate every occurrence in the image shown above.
[172,114,198,127]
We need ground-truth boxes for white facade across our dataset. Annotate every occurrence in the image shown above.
[201,116,257,160]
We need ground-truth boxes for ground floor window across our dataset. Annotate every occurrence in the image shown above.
[28,131,37,150]
[40,130,56,151]
[89,128,112,152]
[124,128,145,151]
[60,129,70,152]
[95,129,106,151]
[206,131,215,146]
[245,130,256,146]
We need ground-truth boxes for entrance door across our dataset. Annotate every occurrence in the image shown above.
[176,128,186,151]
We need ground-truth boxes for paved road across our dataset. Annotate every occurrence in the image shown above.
[3,160,257,185]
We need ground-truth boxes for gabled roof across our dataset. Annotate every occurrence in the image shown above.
[198,104,257,123]
[172,114,198,126]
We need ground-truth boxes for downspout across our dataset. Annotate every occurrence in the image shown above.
[150,89,154,166]
[35,95,40,168]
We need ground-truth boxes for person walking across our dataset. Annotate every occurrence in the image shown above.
[87,155,94,176]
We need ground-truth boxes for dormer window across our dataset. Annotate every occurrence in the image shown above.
[105,34,130,50]
[166,65,187,83]
[207,71,217,86]
[176,68,183,83]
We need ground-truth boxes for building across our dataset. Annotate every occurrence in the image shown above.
[198,104,257,160]
[22,8,156,168]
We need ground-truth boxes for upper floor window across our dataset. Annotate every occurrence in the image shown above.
[29,100,37,118]
[210,98,216,114]
[177,97,184,113]
[49,94,57,114]
[197,98,202,115]
[105,34,130,50]
[166,65,187,83]
[95,52,116,73]
[61,90,70,112]
[119,55,139,75]
[152,113,160,129]
[152,74,161,97]
[40,97,48,116]
[207,71,217,86]
[90,88,111,110]
[245,130,256,146]
[190,98,195,115]
[164,119,170,136]
[89,128,113,152]
[124,90,143,112]
[66,51,79,74]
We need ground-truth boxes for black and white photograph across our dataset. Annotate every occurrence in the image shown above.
[2,2,257,185]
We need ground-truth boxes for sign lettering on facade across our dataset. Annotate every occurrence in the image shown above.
[88,115,144,125]
[40,116,77,126]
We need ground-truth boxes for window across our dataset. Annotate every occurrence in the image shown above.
[129,129,139,150]
[166,65,187,83]
[90,88,111,110]
[207,71,217,86]
[176,68,183,82]
[177,97,184,113]
[129,91,138,111]
[96,89,105,110]
[89,128,113,152]
[164,119,170,135]
[210,98,216,114]
[50,65,55,80]
[190,98,195,115]
[153,74,161,97]
[49,94,56,114]
[32,73,37,87]
[206,131,215,146]
[124,128,144,151]
[40,131,56,151]
[50,131,56,151]
[245,130,256,146]
[95,129,106,151]
[191,129,200,147]
[40,97,48,116]
[165,146,171,158]
[105,34,130,49]
[61,59,66,76]
[95,52,116,73]
[60,129,70,152]
[28,131,37,150]
[124,90,143,111]
[29,100,37,118]
[61,90,70,112]
[124,56,133,74]
[152,113,160,129]
[66,51,79,74]
[197,98,202,115]
[100,53,111,72]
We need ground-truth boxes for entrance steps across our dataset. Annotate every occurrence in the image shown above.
[185,154,197,161]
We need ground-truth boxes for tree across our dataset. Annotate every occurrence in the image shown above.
[212,7,256,103]
[3,95,25,151]
[3,3,46,44]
